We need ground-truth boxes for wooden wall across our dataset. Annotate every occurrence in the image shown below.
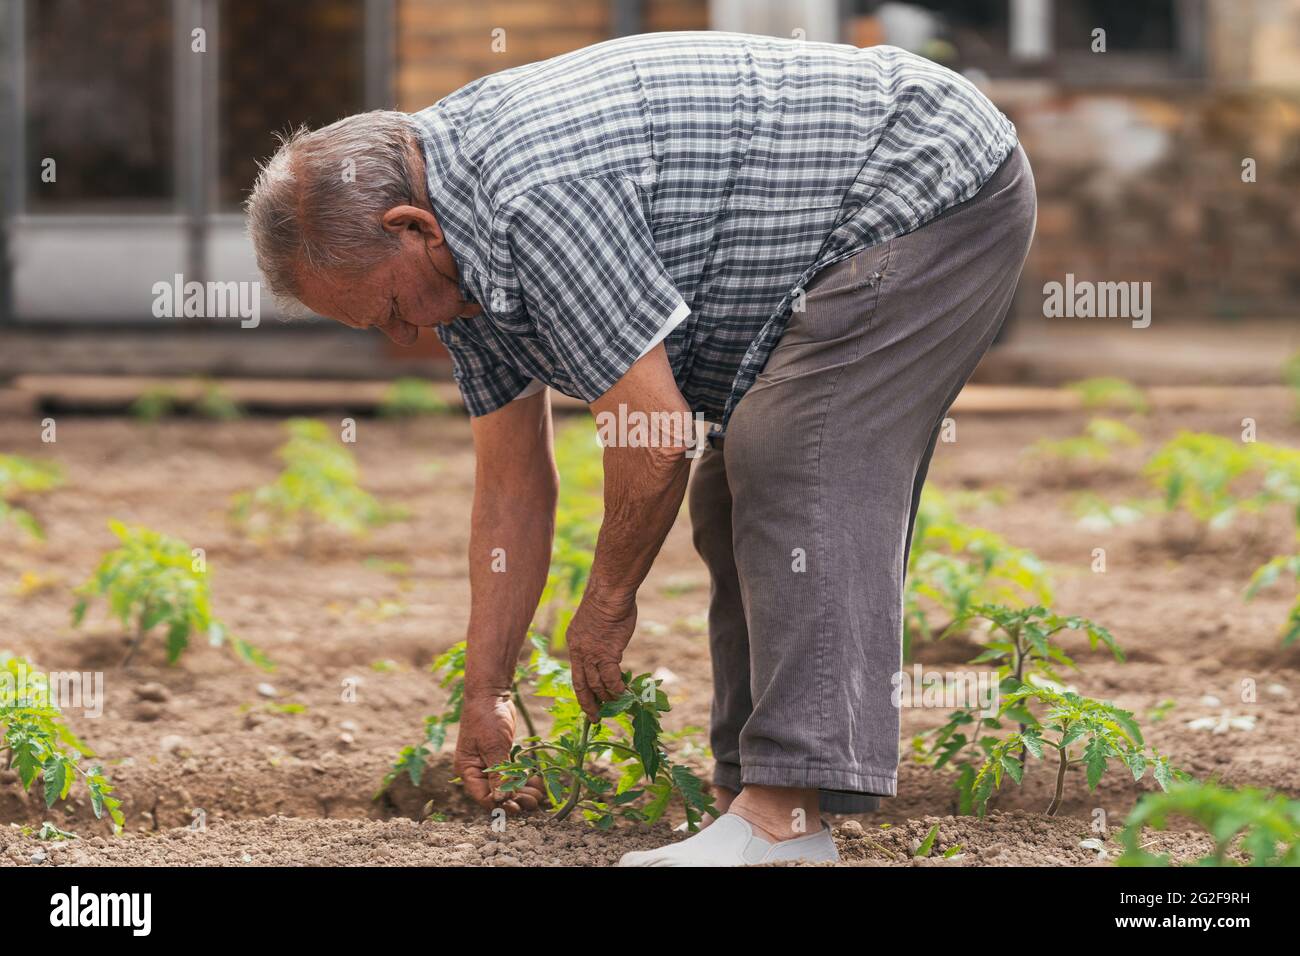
[395,0,709,109]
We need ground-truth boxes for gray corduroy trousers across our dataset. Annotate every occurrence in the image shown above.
[689,145,1036,812]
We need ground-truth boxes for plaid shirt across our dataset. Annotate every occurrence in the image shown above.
[413,32,1017,429]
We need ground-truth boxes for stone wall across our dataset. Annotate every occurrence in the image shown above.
[1002,87,1300,320]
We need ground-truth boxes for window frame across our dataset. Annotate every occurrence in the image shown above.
[2,0,396,323]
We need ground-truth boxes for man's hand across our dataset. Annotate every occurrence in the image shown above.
[454,693,547,814]
[566,595,637,721]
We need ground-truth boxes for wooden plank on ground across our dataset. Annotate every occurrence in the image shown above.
[6,375,1293,416]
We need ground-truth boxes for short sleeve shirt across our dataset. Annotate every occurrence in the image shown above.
[412,32,1018,429]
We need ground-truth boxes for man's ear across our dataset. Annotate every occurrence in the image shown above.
[382,205,443,244]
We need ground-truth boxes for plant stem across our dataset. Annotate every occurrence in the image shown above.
[1012,625,1030,772]
[1012,624,1026,685]
[1046,744,1069,817]
[552,718,592,823]
[512,683,537,738]
[121,625,147,668]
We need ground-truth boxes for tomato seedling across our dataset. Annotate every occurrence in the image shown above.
[1119,780,1300,866]
[492,670,717,831]
[73,520,268,669]
[381,635,715,831]
[378,636,544,795]
[231,418,405,547]
[384,421,712,829]
[0,654,123,834]
[948,603,1124,684]
[1245,554,1300,645]
[194,382,244,420]
[1144,432,1300,535]
[919,603,1126,812]
[129,386,179,421]
[970,684,1181,816]
[0,453,63,541]
[129,382,243,420]
[1027,417,1141,464]
[379,377,449,417]
[904,489,1053,657]
[1066,376,1149,414]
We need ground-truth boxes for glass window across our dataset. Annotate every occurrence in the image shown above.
[24,0,175,211]
[216,0,367,210]
[847,0,1196,80]
[1054,0,1179,54]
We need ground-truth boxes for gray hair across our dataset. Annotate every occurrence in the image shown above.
[245,110,422,305]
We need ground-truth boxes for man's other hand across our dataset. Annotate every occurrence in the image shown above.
[566,595,636,721]
[454,693,546,815]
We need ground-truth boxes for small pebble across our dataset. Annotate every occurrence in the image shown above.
[256,683,277,699]
[134,682,172,703]
[135,701,165,722]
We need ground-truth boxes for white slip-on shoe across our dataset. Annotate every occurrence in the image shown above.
[618,813,840,867]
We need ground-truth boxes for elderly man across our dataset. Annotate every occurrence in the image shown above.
[247,31,1034,866]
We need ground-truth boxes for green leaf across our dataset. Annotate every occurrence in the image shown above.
[12,740,42,788]
[1001,753,1025,784]
[1105,706,1145,746]
[631,707,662,781]
[670,764,718,831]
[12,508,45,540]
[165,621,190,664]
[1020,728,1044,759]
[231,637,274,672]
[1121,750,1148,782]
[914,823,939,858]
[1152,758,1174,791]
[1084,735,1109,790]
[42,761,68,808]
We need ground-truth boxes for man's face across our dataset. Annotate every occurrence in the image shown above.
[295,205,478,346]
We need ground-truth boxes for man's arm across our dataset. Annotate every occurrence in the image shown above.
[454,387,557,811]
[566,344,695,719]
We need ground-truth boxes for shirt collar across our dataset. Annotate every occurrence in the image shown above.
[412,105,481,303]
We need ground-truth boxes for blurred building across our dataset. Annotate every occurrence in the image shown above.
[0,0,1297,378]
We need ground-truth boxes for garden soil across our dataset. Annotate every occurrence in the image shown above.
[2,398,1298,866]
